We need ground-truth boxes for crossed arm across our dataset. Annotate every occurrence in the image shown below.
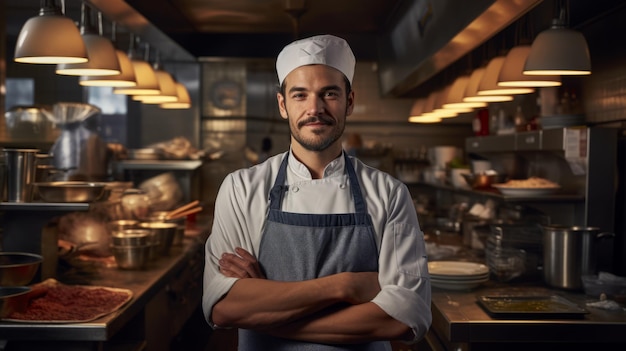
[212,247,413,344]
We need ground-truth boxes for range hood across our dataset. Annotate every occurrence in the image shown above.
[377,0,543,98]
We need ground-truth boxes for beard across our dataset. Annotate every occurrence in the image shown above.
[290,114,346,152]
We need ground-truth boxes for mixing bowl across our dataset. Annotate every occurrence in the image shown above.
[0,252,43,286]
[0,286,32,318]
[33,181,107,203]
[112,229,151,246]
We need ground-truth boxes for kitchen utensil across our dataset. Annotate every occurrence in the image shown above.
[428,146,459,169]
[167,206,202,220]
[477,295,588,319]
[111,229,151,246]
[0,252,43,286]
[165,200,199,219]
[138,172,183,211]
[542,225,615,290]
[109,219,139,232]
[138,222,177,256]
[147,211,186,246]
[4,105,56,141]
[449,168,471,189]
[111,244,151,270]
[58,212,112,257]
[461,172,507,189]
[0,287,31,319]
[33,181,107,203]
[4,148,39,202]
[48,102,110,181]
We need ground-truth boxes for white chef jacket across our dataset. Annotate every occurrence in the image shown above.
[203,150,431,342]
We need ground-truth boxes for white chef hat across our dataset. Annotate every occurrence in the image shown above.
[276,34,356,86]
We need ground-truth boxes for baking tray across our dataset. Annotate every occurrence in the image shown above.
[477,295,589,319]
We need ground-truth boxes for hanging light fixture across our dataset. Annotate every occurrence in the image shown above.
[133,52,178,103]
[161,82,191,109]
[423,88,458,119]
[56,4,121,76]
[80,22,136,87]
[523,0,591,76]
[478,55,535,96]
[433,84,472,116]
[409,115,442,123]
[464,67,514,103]
[442,75,488,110]
[498,45,562,87]
[14,0,88,64]
[113,39,160,95]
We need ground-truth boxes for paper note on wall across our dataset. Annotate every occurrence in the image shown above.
[564,127,587,175]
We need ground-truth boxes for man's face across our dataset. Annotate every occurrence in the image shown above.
[277,65,354,152]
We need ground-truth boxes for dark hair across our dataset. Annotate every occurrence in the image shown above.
[278,75,352,97]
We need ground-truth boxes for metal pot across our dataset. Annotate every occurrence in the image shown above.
[542,225,614,290]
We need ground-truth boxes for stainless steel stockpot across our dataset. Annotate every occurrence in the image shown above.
[542,225,614,290]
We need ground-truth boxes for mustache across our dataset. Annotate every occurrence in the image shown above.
[297,116,334,128]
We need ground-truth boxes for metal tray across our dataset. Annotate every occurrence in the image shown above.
[477,295,589,319]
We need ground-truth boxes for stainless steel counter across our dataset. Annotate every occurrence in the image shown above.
[428,281,626,350]
[0,232,208,350]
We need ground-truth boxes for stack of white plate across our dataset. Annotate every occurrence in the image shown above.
[428,261,490,291]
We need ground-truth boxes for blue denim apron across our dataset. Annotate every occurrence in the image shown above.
[238,153,390,350]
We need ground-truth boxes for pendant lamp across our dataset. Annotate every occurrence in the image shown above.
[422,89,458,119]
[433,84,472,116]
[409,115,442,123]
[113,40,160,96]
[133,52,178,103]
[442,75,487,110]
[409,98,427,118]
[14,0,88,64]
[498,45,561,87]
[478,56,534,96]
[464,67,513,103]
[523,5,591,76]
[80,22,136,87]
[161,82,191,109]
[56,5,121,76]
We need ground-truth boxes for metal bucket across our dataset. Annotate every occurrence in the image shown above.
[542,225,614,290]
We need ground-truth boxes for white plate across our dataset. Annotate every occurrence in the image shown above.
[491,185,559,197]
[428,261,490,277]
[430,272,490,281]
[431,277,489,291]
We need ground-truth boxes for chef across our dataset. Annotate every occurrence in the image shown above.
[202,34,431,350]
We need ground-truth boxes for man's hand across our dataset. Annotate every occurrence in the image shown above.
[219,247,266,279]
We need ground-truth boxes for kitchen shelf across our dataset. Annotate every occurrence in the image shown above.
[409,182,585,203]
[0,201,90,211]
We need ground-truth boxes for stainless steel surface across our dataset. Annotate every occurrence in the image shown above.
[0,287,31,319]
[430,282,626,347]
[111,229,151,247]
[33,181,107,203]
[461,172,507,189]
[138,222,177,256]
[115,160,202,171]
[0,252,42,286]
[4,148,39,202]
[542,225,615,290]
[0,238,206,343]
[111,244,151,270]
[48,103,109,181]
[4,105,56,141]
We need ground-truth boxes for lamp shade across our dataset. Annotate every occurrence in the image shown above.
[56,34,121,76]
[498,45,561,87]
[113,60,160,95]
[80,50,137,87]
[523,21,591,75]
[478,56,534,96]
[161,83,191,109]
[14,2,88,64]
[442,75,487,110]
[409,98,427,117]
[464,67,514,103]
[409,115,442,123]
[133,70,178,103]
